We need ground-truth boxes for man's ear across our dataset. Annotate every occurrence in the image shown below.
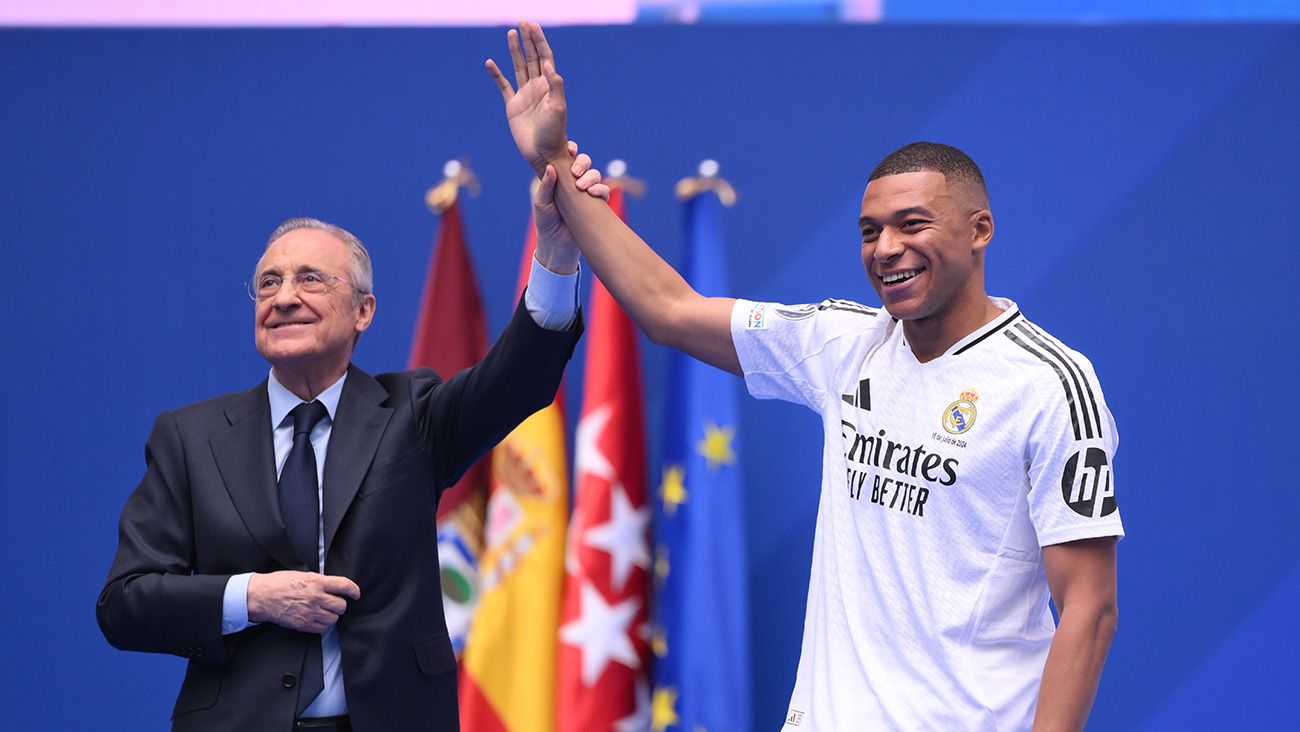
[971,210,994,254]
[355,294,376,333]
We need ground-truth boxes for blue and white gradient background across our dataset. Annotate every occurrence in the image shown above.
[2,18,1297,731]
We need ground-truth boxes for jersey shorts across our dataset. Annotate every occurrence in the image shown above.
[732,297,1124,732]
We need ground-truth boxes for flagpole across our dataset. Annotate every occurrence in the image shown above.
[652,161,752,731]
[558,166,654,732]
[674,158,738,206]
[604,159,646,198]
[410,162,492,664]
[425,158,481,214]
[458,175,572,732]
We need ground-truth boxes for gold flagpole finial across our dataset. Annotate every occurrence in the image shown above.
[425,159,481,214]
[675,159,737,206]
[604,159,647,197]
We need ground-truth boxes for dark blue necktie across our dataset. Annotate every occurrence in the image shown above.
[279,399,328,714]
[280,400,328,570]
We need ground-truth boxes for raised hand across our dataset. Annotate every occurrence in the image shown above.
[486,21,569,175]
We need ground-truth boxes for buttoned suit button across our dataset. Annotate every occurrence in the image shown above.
[282,674,296,688]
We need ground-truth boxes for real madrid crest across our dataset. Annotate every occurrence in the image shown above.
[942,389,980,435]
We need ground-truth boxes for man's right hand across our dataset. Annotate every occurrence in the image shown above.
[533,142,607,275]
[247,571,361,634]
[486,21,569,175]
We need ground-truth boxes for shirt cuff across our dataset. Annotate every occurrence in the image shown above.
[222,572,255,635]
[524,255,580,331]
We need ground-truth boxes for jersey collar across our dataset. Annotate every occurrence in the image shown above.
[945,297,1021,357]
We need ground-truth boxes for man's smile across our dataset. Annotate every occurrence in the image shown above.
[268,319,317,329]
[880,268,925,287]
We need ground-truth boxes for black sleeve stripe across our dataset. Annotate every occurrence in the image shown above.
[823,298,879,314]
[1023,323,1104,437]
[953,309,1021,355]
[1015,323,1100,439]
[817,300,878,316]
[1015,324,1095,439]
[1006,329,1083,441]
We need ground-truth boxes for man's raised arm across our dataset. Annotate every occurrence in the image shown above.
[486,21,740,375]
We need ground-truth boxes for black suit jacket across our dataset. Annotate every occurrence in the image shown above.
[98,298,581,731]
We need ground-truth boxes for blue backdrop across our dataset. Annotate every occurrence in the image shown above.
[2,24,1297,730]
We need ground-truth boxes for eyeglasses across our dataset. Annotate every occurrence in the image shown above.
[246,270,362,301]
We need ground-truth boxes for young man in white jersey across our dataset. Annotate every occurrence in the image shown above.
[487,23,1122,731]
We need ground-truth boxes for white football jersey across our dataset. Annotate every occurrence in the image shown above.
[733,297,1124,731]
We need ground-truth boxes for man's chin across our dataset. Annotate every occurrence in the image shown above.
[258,344,317,368]
[879,300,912,320]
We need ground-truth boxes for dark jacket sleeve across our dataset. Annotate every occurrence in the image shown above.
[97,411,230,661]
[413,291,582,488]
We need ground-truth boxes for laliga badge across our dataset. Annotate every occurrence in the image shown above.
[942,389,980,435]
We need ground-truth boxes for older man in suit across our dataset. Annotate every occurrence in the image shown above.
[98,156,606,732]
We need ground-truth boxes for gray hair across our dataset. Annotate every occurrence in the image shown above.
[264,217,374,304]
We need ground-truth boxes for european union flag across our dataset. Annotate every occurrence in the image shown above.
[651,188,751,731]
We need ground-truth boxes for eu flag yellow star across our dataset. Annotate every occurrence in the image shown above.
[654,543,671,585]
[696,421,736,470]
[652,624,669,658]
[651,685,681,732]
[660,464,688,516]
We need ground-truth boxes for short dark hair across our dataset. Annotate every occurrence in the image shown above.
[869,142,988,204]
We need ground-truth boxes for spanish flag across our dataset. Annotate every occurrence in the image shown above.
[458,214,569,732]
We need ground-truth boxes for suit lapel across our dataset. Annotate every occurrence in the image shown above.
[322,366,393,554]
[209,382,304,570]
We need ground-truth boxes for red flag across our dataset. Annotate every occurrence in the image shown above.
[557,189,653,731]
[410,199,490,656]
[410,200,490,520]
